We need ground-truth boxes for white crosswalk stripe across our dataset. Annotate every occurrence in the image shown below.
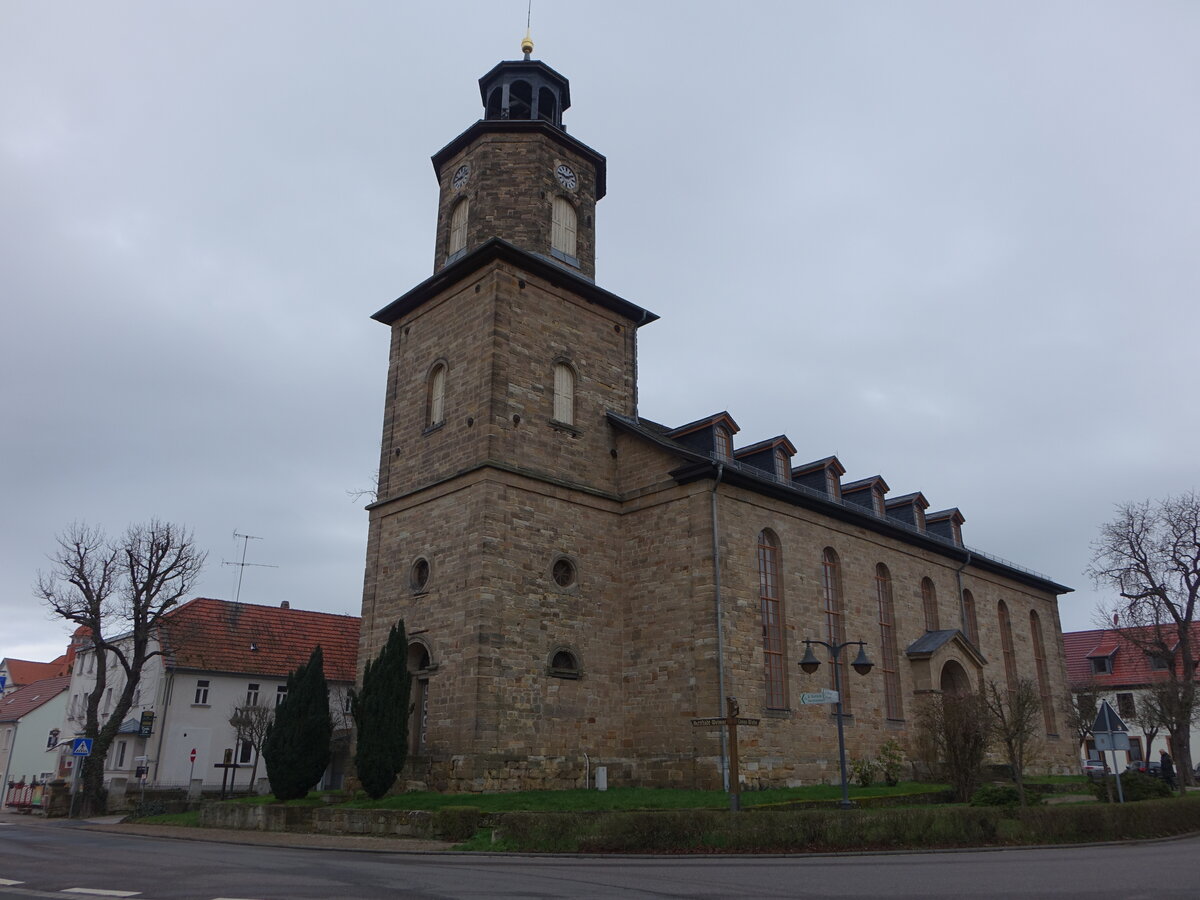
[0,878,26,886]
[61,890,141,897]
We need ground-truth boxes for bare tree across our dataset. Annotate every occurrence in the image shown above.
[36,521,205,815]
[228,703,274,788]
[1088,493,1200,793]
[984,678,1042,805]
[1065,680,1099,758]
[915,691,992,803]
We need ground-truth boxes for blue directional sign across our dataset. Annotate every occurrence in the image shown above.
[71,738,94,757]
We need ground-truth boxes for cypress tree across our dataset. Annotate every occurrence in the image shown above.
[263,645,333,801]
[351,621,411,799]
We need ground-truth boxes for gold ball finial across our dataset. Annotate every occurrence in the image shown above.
[521,29,534,58]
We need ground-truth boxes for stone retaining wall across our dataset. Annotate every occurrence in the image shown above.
[199,801,442,838]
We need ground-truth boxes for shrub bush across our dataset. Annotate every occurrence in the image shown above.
[434,805,483,841]
[876,739,906,787]
[1089,771,1172,803]
[850,757,877,787]
[969,784,1022,808]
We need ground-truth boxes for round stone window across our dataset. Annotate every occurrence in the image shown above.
[410,557,430,592]
[552,557,577,588]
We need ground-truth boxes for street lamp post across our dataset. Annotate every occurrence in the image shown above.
[799,639,874,810]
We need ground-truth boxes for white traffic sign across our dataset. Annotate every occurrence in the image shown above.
[799,689,840,705]
[1094,732,1132,752]
[71,738,93,757]
[1092,699,1129,734]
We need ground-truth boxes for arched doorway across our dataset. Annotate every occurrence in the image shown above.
[407,642,431,755]
[939,659,972,696]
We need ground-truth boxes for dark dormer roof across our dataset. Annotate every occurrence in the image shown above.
[605,411,1070,596]
[667,412,741,459]
[791,456,846,498]
[792,456,846,478]
[886,492,930,530]
[926,508,966,545]
[667,411,739,440]
[734,435,797,480]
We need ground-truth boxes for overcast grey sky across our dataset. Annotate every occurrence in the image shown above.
[3,2,1197,663]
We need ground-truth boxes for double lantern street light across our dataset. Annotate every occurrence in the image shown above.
[798,639,874,810]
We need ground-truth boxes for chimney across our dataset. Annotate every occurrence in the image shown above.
[280,601,290,609]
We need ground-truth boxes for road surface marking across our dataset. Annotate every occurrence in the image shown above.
[61,890,141,897]
[0,878,26,886]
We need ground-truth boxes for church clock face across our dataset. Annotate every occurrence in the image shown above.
[452,164,470,190]
[555,164,577,191]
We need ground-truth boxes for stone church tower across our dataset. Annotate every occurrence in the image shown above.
[359,42,1077,792]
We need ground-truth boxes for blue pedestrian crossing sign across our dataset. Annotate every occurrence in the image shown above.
[71,738,94,757]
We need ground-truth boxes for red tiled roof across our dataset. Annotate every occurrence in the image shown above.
[2,658,68,686]
[158,598,359,683]
[1063,623,1200,687]
[0,675,71,723]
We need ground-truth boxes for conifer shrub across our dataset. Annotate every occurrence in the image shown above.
[1089,771,1172,803]
[351,621,411,799]
[263,646,333,802]
[434,806,482,841]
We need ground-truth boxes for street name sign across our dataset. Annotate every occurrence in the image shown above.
[800,690,840,705]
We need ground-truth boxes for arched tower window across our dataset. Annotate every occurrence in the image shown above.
[486,86,503,119]
[822,547,850,712]
[552,362,575,425]
[876,563,902,719]
[407,640,432,754]
[538,87,558,122]
[1030,610,1056,734]
[509,80,532,119]
[998,600,1017,696]
[551,196,578,262]
[921,578,940,631]
[426,362,447,428]
[448,198,469,258]
[962,589,979,646]
[757,530,787,709]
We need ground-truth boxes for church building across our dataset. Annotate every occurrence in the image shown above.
[357,40,1076,791]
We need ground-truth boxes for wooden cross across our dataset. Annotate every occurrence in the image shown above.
[691,696,760,811]
[212,748,241,800]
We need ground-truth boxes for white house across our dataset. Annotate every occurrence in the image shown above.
[62,597,359,793]
[1,675,71,794]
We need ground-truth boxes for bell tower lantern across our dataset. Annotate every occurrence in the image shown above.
[430,37,605,280]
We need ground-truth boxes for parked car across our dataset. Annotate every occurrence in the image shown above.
[1081,758,1107,776]
[1124,760,1162,777]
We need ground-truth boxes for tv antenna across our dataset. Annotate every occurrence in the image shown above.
[223,531,278,606]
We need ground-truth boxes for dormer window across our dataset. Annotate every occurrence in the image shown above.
[826,470,840,498]
[774,449,790,482]
[1091,656,1113,675]
[714,426,732,460]
[1149,653,1170,671]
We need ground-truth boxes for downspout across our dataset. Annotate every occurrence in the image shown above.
[711,463,729,791]
[1,721,17,792]
[954,549,973,636]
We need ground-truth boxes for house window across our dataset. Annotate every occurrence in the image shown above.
[826,469,841,499]
[275,685,288,706]
[238,741,254,764]
[102,688,112,714]
[448,198,469,258]
[550,196,578,262]
[757,530,787,710]
[246,683,260,706]
[1117,692,1136,720]
[1148,653,1170,671]
[998,600,1018,696]
[921,578,939,631]
[552,362,575,425]
[962,589,979,646]
[1030,611,1056,734]
[1,728,10,751]
[822,547,850,712]
[551,556,577,588]
[876,564,903,720]
[1091,656,1112,675]
[193,680,210,705]
[426,362,447,428]
[714,426,733,460]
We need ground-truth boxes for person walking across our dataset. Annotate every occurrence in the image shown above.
[1160,750,1176,789]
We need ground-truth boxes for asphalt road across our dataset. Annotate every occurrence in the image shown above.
[0,818,1197,899]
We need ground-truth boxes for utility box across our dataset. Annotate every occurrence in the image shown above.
[595,766,608,791]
